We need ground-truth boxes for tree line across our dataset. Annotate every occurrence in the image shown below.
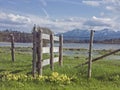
[0,27,53,46]
[0,30,32,43]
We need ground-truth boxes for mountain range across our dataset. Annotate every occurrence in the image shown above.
[57,29,120,43]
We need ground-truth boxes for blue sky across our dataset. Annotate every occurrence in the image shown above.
[0,0,120,33]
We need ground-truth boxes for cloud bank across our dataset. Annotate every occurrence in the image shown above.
[0,12,32,32]
[0,11,119,33]
[0,0,120,33]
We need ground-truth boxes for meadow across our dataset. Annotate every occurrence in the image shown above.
[0,47,120,90]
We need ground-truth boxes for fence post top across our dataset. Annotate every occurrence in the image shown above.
[90,30,95,32]
[33,24,37,32]
[50,33,54,36]
[38,29,43,33]
[33,24,36,28]
[10,34,13,36]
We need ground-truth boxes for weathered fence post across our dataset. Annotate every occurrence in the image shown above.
[59,34,63,66]
[10,34,15,62]
[50,33,54,70]
[37,29,43,76]
[88,30,94,78]
[32,25,37,77]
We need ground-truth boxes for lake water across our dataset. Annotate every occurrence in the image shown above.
[0,42,120,60]
[0,42,120,50]
[0,42,32,47]
[56,43,120,50]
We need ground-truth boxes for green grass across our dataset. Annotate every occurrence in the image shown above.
[0,47,120,90]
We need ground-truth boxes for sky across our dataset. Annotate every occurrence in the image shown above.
[0,0,120,33]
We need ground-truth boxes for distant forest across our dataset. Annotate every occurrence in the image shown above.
[0,30,32,43]
[0,29,120,44]
[0,27,52,46]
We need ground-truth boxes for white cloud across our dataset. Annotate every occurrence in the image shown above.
[28,14,87,33]
[9,14,31,23]
[82,0,120,13]
[0,12,32,32]
[106,5,120,13]
[83,15,120,31]
[106,6,114,11]
[1,11,119,33]
[92,16,111,22]
[82,0,120,31]
[82,1,100,6]
[99,0,120,13]
[0,12,31,24]
[0,10,120,33]
[103,1,120,30]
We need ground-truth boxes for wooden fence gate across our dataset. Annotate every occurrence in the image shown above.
[32,26,63,76]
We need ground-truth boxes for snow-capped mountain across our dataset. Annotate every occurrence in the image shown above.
[59,28,120,41]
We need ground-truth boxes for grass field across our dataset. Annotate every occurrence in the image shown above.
[0,47,120,90]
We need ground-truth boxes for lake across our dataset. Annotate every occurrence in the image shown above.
[0,42,120,60]
[0,42,120,50]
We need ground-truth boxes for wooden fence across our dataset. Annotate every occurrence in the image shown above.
[75,30,120,79]
[32,26,63,76]
[9,28,119,78]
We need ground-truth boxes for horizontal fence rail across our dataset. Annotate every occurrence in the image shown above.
[42,33,59,41]
[43,47,59,53]
[42,57,59,66]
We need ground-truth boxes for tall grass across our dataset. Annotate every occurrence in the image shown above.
[0,47,120,90]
